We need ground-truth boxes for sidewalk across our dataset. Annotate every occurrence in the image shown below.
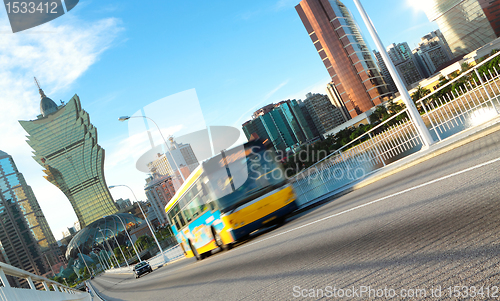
[294,113,500,214]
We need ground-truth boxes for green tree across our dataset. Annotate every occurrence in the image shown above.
[411,85,431,103]
[411,85,431,112]
[369,105,389,123]
[135,235,153,250]
[461,62,471,72]
[114,246,128,263]
[387,100,404,115]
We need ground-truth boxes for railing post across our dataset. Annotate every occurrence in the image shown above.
[368,132,386,167]
[0,269,10,288]
[26,277,36,289]
[315,166,330,193]
[42,281,50,291]
[419,101,441,141]
[474,68,499,113]
[51,283,59,292]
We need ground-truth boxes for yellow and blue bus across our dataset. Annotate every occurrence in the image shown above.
[165,139,297,260]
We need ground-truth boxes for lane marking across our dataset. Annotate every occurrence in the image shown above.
[97,155,500,288]
[237,155,500,250]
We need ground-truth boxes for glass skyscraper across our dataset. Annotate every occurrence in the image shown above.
[423,0,500,56]
[296,0,392,118]
[242,98,336,152]
[0,150,64,286]
[19,88,118,229]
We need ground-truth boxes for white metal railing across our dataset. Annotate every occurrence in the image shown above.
[0,261,90,301]
[291,51,500,206]
[291,109,423,206]
[148,244,185,267]
[417,54,500,141]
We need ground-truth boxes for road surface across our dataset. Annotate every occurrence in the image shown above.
[91,130,500,300]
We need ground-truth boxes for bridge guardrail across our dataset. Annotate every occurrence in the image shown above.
[291,51,500,207]
[0,261,90,301]
[105,244,185,274]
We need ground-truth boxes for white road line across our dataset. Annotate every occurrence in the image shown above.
[236,155,500,250]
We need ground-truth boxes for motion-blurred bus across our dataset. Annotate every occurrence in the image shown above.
[165,139,297,259]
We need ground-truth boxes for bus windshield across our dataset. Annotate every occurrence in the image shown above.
[203,141,286,213]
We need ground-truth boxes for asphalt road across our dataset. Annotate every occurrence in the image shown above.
[91,129,500,300]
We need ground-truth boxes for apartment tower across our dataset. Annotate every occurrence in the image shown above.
[296,0,392,118]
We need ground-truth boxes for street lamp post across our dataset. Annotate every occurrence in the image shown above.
[106,214,142,262]
[108,185,166,263]
[98,230,120,268]
[93,248,106,271]
[118,115,186,181]
[76,245,92,278]
[43,253,56,277]
[352,0,434,148]
[98,249,111,270]
[97,245,113,270]
[100,228,131,271]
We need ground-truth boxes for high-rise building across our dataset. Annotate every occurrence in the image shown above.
[19,86,118,229]
[115,198,132,210]
[298,100,321,138]
[423,0,500,56]
[0,151,65,286]
[303,93,346,135]
[374,43,426,90]
[413,30,454,76]
[373,51,398,94]
[326,82,353,120]
[275,100,316,143]
[388,43,426,88]
[261,109,298,152]
[145,140,198,226]
[243,99,321,152]
[244,108,291,153]
[146,138,199,178]
[144,175,176,226]
[242,118,271,142]
[296,0,392,118]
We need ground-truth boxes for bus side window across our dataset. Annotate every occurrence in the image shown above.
[200,183,212,203]
[177,213,186,227]
[183,207,193,223]
[173,217,180,230]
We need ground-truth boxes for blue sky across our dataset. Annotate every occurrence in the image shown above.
[0,0,438,239]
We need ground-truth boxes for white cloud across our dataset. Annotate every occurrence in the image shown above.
[0,14,123,240]
[233,80,289,126]
[275,0,299,10]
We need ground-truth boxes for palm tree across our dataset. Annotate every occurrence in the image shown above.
[461,62,471,73]
[411,85,430,103]
[369,105,389,123]
[387,100,403,115]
